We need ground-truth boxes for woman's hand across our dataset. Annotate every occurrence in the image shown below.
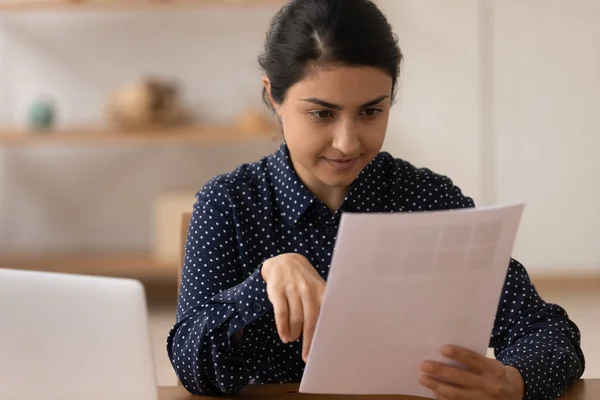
[420,345,525,400]
[261,253,326,362]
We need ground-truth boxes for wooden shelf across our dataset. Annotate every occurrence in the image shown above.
[0,0,287,12]
[0,252,178,283]
[0,124,279,146]
[531,273,600,296]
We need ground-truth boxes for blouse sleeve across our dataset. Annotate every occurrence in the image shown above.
[166,179,274,395]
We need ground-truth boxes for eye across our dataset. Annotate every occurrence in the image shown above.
[360,108,382,118]
[310,110,334,120]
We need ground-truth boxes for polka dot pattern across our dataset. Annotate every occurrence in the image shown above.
[491,261,585,399]
[166,143,585,398]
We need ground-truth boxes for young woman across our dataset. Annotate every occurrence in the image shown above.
[167,1,585,399]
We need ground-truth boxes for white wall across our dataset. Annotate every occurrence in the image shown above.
[378,0,599,274]
[379,0,484,205]
[492,0,600,272]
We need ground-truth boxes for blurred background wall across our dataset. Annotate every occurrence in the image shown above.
[0,0,598,277]
[381,0,599,276]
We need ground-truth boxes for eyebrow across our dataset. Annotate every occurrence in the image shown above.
[300,95,389,110]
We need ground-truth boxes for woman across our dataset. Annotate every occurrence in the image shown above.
[167,1,585,399]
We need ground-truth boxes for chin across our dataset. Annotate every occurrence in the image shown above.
[318,173,360,188]
[313,157,371,187]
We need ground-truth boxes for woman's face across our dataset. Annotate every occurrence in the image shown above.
[266,65,393,199]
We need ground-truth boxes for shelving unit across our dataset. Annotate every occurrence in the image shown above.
[0,0,287,12]
[0,123,278,283]
[0,124,278,146]
[0,0,283,290]
[0,252,177,283]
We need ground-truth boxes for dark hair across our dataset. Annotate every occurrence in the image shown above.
[258,0,402,112]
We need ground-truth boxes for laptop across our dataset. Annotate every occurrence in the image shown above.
[0,268,159,400]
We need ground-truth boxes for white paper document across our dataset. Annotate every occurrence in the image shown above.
[299,203,525,398]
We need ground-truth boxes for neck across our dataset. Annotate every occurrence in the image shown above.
[318,187,348,213]
[290,157,348,212]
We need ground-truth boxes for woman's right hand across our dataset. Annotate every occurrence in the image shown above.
[261,253,326,362]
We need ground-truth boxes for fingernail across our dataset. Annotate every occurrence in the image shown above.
[421,376,432,388]
[442,346,453,356]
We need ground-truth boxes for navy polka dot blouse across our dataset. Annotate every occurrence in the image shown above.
[167,143,585,399]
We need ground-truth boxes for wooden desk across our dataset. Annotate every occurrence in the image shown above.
[159,380,598,399]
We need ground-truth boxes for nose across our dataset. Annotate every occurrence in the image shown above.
[331,119,360,155]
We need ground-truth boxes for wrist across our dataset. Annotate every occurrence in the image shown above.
[261,253,296,282]
[504,365,525,400]
[260,259,273,282]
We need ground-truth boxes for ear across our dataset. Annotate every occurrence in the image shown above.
[262,76,279,114]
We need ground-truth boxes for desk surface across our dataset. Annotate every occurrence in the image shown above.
[159,380,598,399]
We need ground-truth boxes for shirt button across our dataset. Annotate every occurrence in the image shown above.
[325,226,336,236]
[252,303,263,313]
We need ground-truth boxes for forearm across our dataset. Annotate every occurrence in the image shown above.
[169,268,273,395]
[171,181,281,394]
[167,307,245,395]
[496,320,584,400]
[491,259,585,399]
[168,308,275,395]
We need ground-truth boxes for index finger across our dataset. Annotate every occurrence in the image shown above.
[301,291,321,362]
[267,286,290,343]
[441,345,488,372]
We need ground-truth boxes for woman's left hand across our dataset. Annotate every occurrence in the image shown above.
[420,345,525,400]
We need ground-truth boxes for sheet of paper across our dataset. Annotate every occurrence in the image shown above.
[299,203,525,398]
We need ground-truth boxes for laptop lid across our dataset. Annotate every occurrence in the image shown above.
[0,268,158,400]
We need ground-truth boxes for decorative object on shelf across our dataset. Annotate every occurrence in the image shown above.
[27,99,56,131]
[236,108,278,136]
[106,77,189,130]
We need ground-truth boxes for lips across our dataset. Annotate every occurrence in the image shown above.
[324,157,359,171]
